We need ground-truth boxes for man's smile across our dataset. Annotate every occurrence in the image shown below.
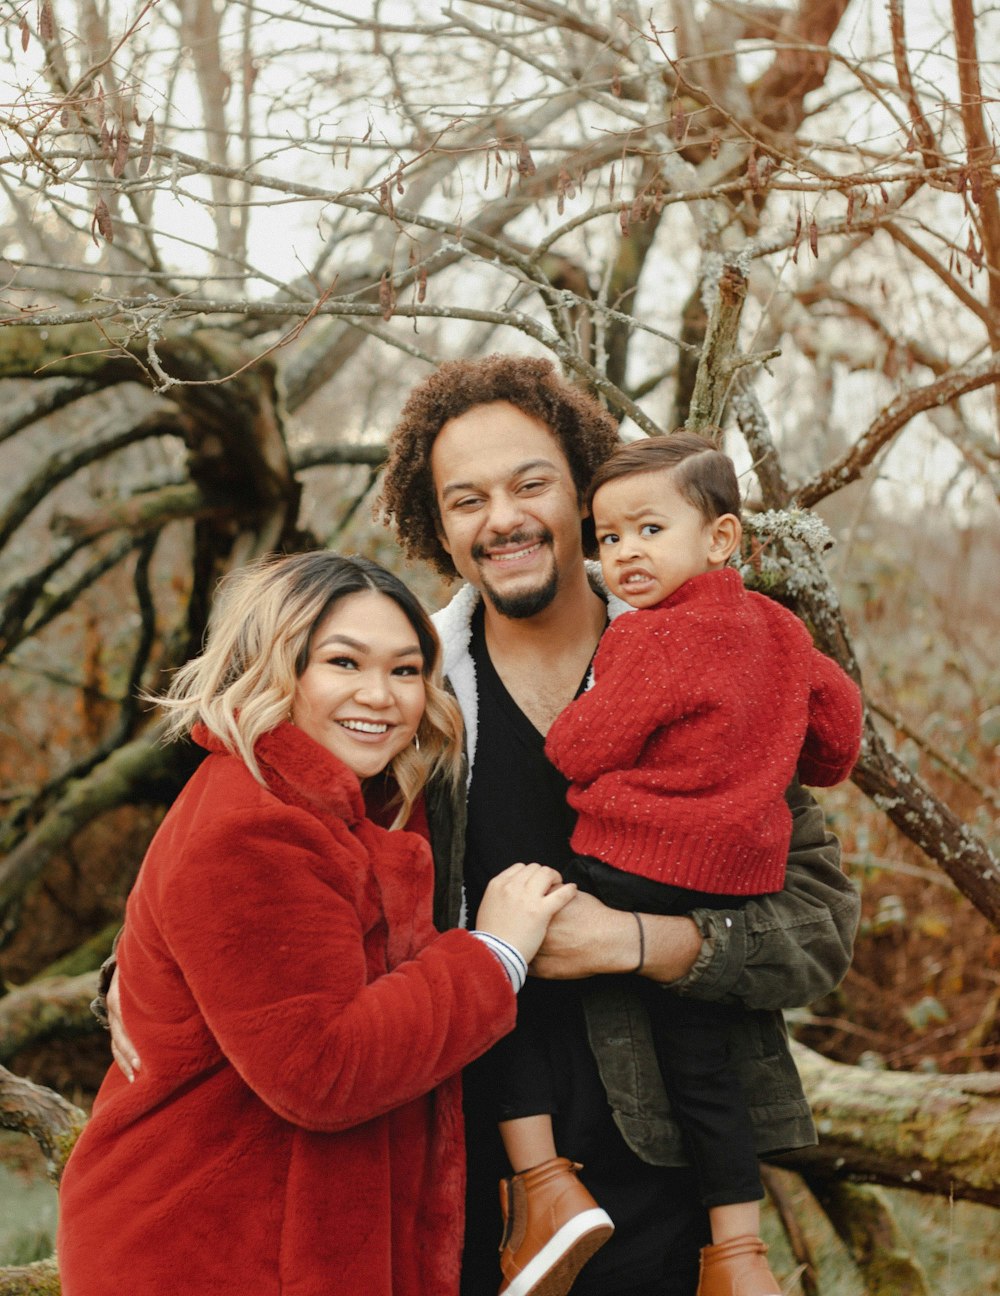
[484,541,543,564]
[473,530,552,571]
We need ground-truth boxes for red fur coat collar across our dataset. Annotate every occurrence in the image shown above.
[193,720,365,826]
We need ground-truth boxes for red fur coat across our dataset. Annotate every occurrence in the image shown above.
[58,723,515,1295]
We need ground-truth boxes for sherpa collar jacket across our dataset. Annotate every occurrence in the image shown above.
[59,722,515,1296]
[429,571,861,1164]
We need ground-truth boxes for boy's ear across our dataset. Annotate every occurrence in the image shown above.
[708,514,742,566]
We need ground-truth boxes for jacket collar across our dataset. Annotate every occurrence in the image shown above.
[193,721,365,826]
[431,562,632,776]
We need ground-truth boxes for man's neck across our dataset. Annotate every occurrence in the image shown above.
[481,566,607,735]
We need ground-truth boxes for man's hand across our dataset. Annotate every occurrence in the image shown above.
[530,890,703,984]
[107,969,141,1082]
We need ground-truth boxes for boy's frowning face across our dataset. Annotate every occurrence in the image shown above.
[593,468,738,609]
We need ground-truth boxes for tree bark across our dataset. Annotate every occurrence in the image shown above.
[0,1260,60,1296]
[0,975,101,1063]
[684,263,749,429]
[0,1067,86,1183]
[782,1043,1000,1206]
[950,0,1000,348]
[806,1180,932,1296]
[749,0,854,134]
[0,730,191,923]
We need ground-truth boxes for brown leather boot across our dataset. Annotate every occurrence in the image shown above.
[696,1235,783,1296]
[497,1156,614,1296]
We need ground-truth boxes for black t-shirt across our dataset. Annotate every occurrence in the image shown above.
[459,605,709,1296]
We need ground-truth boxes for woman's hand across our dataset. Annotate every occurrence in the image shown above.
[106,969,141,1082]
[474,863,577,966]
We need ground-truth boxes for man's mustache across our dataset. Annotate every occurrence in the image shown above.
[472,529,552,560]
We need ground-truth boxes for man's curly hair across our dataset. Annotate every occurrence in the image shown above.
[379,354,621,578]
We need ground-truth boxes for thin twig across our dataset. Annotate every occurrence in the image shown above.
[868,698,999,810]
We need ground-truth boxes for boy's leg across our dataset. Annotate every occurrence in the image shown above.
[627,988,781,1294]
[492,977,559,1127]
[499,1113,558,1173]
[708,1200,761,1244]
[638,982,764,1227]
[567,855,765,1219]
[492,976,614,1295]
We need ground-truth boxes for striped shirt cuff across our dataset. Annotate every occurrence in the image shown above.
[469,931,528,993]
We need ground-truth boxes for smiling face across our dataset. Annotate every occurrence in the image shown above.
[291,590,427,779]
[593,468,741,609]
[430,401,587,619]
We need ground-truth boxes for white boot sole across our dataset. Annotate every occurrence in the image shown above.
[500,1208,614,1296]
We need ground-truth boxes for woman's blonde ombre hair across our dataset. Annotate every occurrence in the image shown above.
[157,552,463,828]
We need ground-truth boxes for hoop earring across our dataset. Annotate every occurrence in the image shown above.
[413,732,421,751]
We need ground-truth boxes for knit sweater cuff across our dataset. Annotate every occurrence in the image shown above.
[569,815,787,897]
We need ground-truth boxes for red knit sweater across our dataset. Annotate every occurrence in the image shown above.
[545,569,863,895]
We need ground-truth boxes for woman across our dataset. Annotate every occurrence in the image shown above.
[57,552,574,1296]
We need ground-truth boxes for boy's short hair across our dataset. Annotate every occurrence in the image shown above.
[588,430,741,523]
[379,353,620,578]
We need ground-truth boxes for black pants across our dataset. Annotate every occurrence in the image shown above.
[497,854,764,1210]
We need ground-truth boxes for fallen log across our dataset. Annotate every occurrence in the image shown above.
[0,1066,86,1183]
[783,1042,1000,1206]
[807,1180,931,1296]
[0,1040,997,1295]
[0,974,100,1063]
[0,1260,60,1296]
[1,1022,997,1206]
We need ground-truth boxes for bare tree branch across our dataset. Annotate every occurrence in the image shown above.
[950,0,1000,349]
[795,354,1000,508]
[0,1065,87,1183]
[0,727,189,921]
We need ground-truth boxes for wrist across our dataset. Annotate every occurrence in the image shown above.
[633,912,703,983]
[470,931,528,992]
[598,906,652,975]
[630,912,646,974]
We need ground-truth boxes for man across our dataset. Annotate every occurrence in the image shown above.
[379,353,860,1295]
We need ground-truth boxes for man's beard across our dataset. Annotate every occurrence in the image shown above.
[474,529,559,619]
[483,568,559,619]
